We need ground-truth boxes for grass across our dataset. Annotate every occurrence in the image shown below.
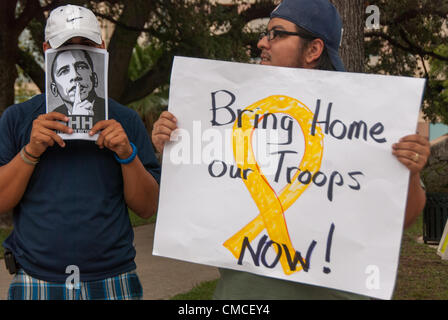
[393,214,448,299]
[171,279,218,300]
[0,228,12,259]
[129,210,157,227]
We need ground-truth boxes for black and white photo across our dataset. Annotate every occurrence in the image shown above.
[45,44,109,140]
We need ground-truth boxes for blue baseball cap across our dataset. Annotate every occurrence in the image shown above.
[270,0,345,72]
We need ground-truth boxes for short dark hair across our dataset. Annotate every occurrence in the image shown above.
[295,26,335,71]
[50,49,95,83]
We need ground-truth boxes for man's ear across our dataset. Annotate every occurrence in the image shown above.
[304,38,325,66]
[92,72,98,88]
[50,82,59,97]
[43,42,51,52]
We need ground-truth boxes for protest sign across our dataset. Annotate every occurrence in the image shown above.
[438,220,448,260]
[153,56,426,299]
[45,45,108,141]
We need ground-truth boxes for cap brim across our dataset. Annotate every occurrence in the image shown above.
[48,30,102,49]
[327,46,345,72]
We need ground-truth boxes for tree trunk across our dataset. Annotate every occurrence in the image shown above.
[0,40,18,116]
[0,2,19,115]
[107,0,154,103]
[330,0,365,73]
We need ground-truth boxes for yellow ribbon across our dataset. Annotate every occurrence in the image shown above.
[223,95,324,275]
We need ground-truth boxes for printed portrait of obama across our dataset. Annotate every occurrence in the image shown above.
[49,48,105,126]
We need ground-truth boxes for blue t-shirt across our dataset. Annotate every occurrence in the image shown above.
[0,94,160,282]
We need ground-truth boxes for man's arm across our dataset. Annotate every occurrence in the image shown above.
[120,156,159,219]
[403,173,426,229]
[392,134,430,229]
[90,119,159,219]
[0,153,36,214]
[0,112,72,214]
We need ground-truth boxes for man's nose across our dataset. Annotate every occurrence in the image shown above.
[70,76,82,83]
[257,36,269,50]
[69,66,83,80]
[70,68,82,82]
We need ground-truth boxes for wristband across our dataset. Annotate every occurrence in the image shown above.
[114,142,137,164]
[20,147,39,166]
[23,145,40,160]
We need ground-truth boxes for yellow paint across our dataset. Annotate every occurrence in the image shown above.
[223,95,324,275]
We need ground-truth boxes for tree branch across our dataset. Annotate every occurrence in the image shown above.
[385,8,448,26]
[17,48,45,92]
[15,0,60,35]
[238,1,276,24]
[365,30,448,62]
[93,12,154,33]
[120,55,172,105]
[107,0,155,101]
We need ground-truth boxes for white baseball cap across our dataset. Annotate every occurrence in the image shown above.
[45,4,102,48]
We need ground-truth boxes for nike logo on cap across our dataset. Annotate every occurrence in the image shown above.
[66,16,83,23]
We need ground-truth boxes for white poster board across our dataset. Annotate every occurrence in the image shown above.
[153,56,426,300]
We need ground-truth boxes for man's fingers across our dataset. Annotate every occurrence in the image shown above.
[392,142,428,155]
[152,134,172,154]
[39,119,73,134]
[34,113,72,134]
[398,134,430,146]
[155,114,177,132]
[33,129,55,148]
[47,129,66,148]
[155,124,176,137]
[90,120,126,150]
[392,149,420,162]
[43,112,70,122]
[393,134,431,169]
[37,127,66,148]
[395,156,418,169]
[103,131,122,149]
[159,111,177,123]
[89,120,111,135]
[154,134,171,145]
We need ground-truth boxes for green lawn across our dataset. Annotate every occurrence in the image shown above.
[129,210,157,227]
[0,228,12,259]
[393,214,448,299]
[171,279,218,300]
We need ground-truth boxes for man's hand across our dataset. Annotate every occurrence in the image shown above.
[151,111,177,153]
[27,112,73,157]
[392,134,430,176]
[72,83,94,115]
[90,119,133,159]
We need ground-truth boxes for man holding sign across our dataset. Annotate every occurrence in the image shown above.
[0,5,160,300]
[152,0,430,299]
